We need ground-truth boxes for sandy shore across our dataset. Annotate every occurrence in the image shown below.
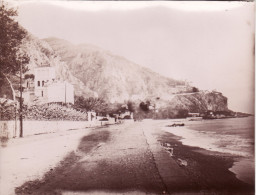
[161,119,255,187]
[0,128,92,195]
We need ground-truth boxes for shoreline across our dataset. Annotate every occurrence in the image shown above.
[229,157,255,185]
[157,129,254,193]
[160,118,255,186]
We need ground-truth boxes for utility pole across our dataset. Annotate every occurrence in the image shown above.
[14,101,17,138]
[65,82,66,104]
[19,64,23,137]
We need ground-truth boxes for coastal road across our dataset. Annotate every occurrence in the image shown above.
[15,120,253,195]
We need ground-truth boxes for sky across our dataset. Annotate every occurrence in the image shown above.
[8,0,255,113]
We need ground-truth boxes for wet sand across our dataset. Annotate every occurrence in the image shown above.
[229,157,255,185]
[157,130,254,194]
[162,117,255,187]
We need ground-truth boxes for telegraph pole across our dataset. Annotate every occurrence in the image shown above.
[19,64,23,137]
[65,82,66,104]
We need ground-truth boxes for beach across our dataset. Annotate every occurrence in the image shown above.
[2,119,254,194]
[162,117,255,186]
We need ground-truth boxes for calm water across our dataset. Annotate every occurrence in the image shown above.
[186,117,255,157]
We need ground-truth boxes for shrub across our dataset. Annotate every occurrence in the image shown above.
[99,117,108,121]
[23,104,87,121]
[0,99,17,120]
[123,115,131,119]
[192,87,199,92]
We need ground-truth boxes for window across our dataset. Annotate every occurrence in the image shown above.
[42,81,45,86]
[41,91,43,97]
[38,81,40,87]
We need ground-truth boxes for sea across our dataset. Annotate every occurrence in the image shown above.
[162,116,255,185]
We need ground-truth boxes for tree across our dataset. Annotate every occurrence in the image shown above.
[0,1,29,100]
[74,96,109,114]
[0,1,30,137]
[139,101,150,112]
[24,74,34,80]
[177,109,189,118]
[192,87,199,93]
[127,101,135,112]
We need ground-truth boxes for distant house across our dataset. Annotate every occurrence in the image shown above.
[23,66,74,105]
[187,112,202,121]
[188,113,200,117]
[202,110,217,119]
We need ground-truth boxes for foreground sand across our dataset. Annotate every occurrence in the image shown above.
[0,128,92,195]
[11,120,254,195]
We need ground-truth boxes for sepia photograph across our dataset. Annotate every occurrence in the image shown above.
[0,0,255,194]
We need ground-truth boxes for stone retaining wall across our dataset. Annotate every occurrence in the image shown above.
[0,119,116,138]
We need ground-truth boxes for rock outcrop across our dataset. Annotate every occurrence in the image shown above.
[167,92,228,112]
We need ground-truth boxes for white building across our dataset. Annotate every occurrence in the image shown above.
[47,81,74,104]
[23,66,74,104]
[34,66,55,97]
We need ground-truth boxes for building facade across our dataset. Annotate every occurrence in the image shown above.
[47,81,74,104]
[34,66,55,98]
[23,66,74,104]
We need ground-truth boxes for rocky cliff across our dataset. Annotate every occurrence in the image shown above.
[167,92,228,112]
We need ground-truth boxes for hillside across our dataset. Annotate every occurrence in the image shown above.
[0,34,230,114]
[19,34,95,97]
[44,37,189,103]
